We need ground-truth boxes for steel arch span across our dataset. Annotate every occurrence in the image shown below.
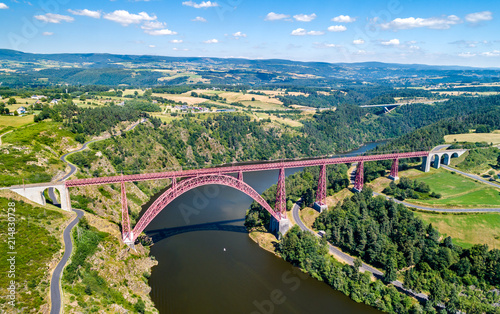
[130,174,279,241]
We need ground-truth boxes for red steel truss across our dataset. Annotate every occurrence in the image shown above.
[353,162,364,192]
[276,168,286,218]
[131,174,278,241]
[390,158,399,179]
[63,151,430,244]
[65,151,429,187]
[121,181,132,243]
[316,164,327,205]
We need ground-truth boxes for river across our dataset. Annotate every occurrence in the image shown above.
[142,143,385,314]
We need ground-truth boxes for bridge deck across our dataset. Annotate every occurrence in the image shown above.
[65,151,429,187]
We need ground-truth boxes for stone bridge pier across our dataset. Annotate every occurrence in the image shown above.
[9,184,71,211]
[422,149,467,172]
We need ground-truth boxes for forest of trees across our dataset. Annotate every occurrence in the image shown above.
[33,101,144,139]
[313,190,500,312]
[382,177,441,201]
[278,225,422,313]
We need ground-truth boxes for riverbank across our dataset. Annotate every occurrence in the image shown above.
[248,229,279,255]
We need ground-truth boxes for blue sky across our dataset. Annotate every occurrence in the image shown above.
[0,0,499,67]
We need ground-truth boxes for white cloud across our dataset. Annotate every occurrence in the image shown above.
[332,15,356,23]
[34,13,74,23]
[291,28,324,36]
[482,50,500,57]
[42,32,53,36]
[170,39,183,43]
[203,38,219,44]
[103,10,156,26]
[68,9,101,19]
[355,50,373,55]
[328,25,347,32]
[314,42,337,49]
[380,15,461,30]
[353,39,365,45]
[293,13,316,22]
[182,1,218,9]
[173,48,189,51]
[381,38,400,46]
[0,3,8,9]
[449,40,490,48]
[307,30,324,35]
[192,16,207,22]
[265,12,289,21]
[233,31,247,39]
[291,28,307,36]
[141,21,166,30]
[465,11,493,23]
[458,52,476,58]
[144,28,177,36]
[149,45,156,48]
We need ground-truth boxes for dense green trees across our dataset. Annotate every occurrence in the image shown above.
[312,190,500,312]
[278,226,421,313]
[382,177,440,200]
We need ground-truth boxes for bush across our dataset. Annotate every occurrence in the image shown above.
[134,299,146,314]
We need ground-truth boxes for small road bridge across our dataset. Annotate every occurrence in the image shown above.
[360,99,448,113]
[8,149,466,247]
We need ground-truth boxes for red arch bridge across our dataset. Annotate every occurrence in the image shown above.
[60,150,465,247]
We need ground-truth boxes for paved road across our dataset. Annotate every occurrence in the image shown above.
[373,192,500,212]
[291,204,428,301]
[0,129,13,146]
[49,119,143,313]
[441,164,500,189]
[58,118,144,181]
[360,99,447,108]
[48,187,60,206]
[432,144,451,151]
[50,209,84,314]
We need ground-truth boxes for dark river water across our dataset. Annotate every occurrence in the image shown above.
[142,143,385,314]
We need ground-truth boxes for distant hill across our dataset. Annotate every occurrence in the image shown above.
[0,49,498,87]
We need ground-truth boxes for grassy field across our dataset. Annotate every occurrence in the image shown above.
[252,112,303,127]
[0,195,69,313]
[0,121,77,186]
[253,90,309,97]
[370,167,500,208]
[153,93,211,105]
[408,169,500,208]
[0,115,34,128]
[122,88,145,96]
[241,100,284,110]
[415,211,500,249]
[3,121,78,153]
[299,207,320,229]
[444,131,500,145]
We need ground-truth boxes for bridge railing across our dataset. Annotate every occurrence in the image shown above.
[65,151,430,188]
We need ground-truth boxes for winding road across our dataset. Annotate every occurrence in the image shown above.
[49,209,84,314]
[373,192,500,212]
[58,118,145,181]
[0,129,13,146]
[441,164,500,189]
[291,204,428,301]
[291,144,500,303]
[48,118,144,314]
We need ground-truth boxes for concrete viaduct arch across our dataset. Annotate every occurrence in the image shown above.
[421,149,466,172]
[9,184,71,211]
